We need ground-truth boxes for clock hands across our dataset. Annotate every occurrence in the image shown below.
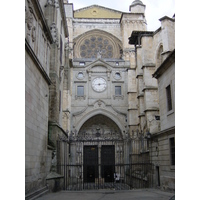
[94,83,106,86]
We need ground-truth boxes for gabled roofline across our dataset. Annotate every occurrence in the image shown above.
[74,4,122,14]
[85,59,113,72]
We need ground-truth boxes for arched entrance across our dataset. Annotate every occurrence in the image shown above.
[79,114,122,184]
[68,114,128,189]
[56,114,154,190]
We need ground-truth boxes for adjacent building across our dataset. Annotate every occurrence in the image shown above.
[25,0,70,198]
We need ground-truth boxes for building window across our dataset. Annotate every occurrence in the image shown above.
[115,72,121,79]
[79,62,85,66]
[77,72,84,79]
[166,85,172,111]
[170,137,175,165]
[77,86,84,96]
[115,86,121,95]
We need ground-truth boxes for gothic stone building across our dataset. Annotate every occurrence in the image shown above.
[25,0,175,198]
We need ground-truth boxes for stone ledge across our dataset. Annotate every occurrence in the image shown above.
[25,186,49,200]
[141,63,155,69]
[144,107,159,112]
[142,86,158,92]
[137,93,144,98]
[128,108,138,111]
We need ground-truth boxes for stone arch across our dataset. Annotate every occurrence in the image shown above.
[74,109,126,138]
[78,114,123,138]
[73,29,123,59]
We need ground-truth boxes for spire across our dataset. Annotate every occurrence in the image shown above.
[129,0,146,13]
[131,0,144,6]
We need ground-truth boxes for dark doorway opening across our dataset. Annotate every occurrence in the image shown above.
[83,146,98,182]
[101,145,115,182]
[156,166,160,186]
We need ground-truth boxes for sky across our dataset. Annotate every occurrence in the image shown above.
[68,0,175,31]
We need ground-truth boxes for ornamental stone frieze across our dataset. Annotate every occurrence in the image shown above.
[121,20,146,27]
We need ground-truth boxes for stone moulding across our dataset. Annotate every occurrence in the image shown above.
[144,108,159,112]
[111,105,127,117]
[137,94,144,99]
[74,81,87,83]
[141,63,155,69]
[113,95,124,100]
[142,86,158,92]
[25,39,52,85]
[128,108,138,111]
[72,106,88,116]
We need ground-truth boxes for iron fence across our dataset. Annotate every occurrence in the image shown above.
[56,163,153,190]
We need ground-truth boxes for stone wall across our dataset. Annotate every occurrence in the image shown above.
[157,63,175,131]
[25,51,50,194]
[25,0,70,196]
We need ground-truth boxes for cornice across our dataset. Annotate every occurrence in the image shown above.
[144,108,159,112]
[74,81,87,83]
[159,16,175,22]
[142,86,158,92]
[136,74,143,78]
[141,63,155,69]
[137,94,144,99]
[139,113,145,117]
[151,126,175,138]
[128,108,138,111]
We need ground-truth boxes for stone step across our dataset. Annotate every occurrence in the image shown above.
[25,186,49,200]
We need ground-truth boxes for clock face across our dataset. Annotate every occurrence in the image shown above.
[92,77,107,92]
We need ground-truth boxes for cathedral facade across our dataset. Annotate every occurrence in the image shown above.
[25,0,175,198]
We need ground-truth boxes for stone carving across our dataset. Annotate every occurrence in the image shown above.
[50,22,59,45]
[31,26,36,42]
[46,0,59,8]
[50,150,57,172]
[25,0,34,42]
[65,42,73,57]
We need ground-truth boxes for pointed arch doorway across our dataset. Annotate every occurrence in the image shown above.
[79,114,122,184]
[69,114,126,189]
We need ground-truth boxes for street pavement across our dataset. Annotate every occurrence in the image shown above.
[36,189,175,200]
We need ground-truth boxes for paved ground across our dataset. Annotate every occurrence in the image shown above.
[36,189,175,200]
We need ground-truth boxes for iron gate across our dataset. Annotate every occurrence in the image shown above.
[56,134,154,191]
